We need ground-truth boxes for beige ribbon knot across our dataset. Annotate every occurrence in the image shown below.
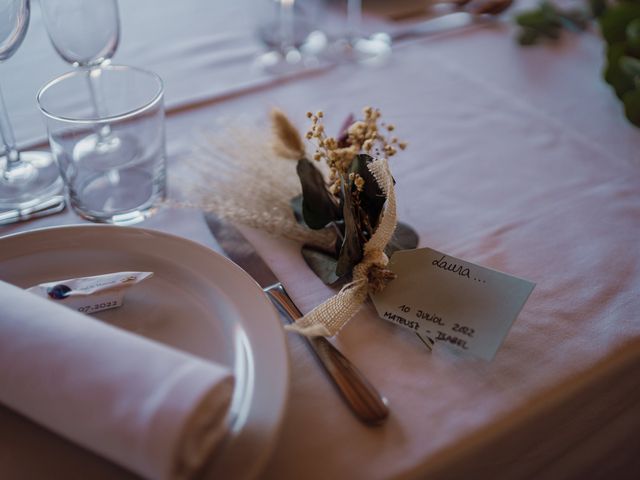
[286,158,397,337]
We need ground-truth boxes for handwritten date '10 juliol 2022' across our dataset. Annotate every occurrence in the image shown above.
[402,304,476,340]
[370,247,536,361]
[382,304,475,352]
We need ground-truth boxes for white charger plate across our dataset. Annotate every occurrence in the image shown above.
[0,224,289,480]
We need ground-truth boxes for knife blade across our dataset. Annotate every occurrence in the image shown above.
[205,213,389,425]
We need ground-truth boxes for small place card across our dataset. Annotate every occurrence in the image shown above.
[371,248,535,360]
[28,272,153,315]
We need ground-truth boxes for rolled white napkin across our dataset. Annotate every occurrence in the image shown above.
[0,280,234,480]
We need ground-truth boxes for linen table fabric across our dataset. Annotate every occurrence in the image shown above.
[0,281,234,480]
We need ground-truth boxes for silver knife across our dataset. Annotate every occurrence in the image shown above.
[205,213,389,425]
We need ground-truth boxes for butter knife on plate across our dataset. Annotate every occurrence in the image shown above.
[205,213,389,425]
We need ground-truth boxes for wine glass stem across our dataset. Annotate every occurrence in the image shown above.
[85,67,111,138]
[347,0,362,40]
[279,0,294,53]
[86,67,108,118]
[0,82,21,175]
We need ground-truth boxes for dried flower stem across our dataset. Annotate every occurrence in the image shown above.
[305,107,406,194]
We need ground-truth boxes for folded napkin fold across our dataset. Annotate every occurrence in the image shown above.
[0,280,234,480]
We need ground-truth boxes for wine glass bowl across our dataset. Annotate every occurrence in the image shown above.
[0,0,29,60]
[40,0,119,67]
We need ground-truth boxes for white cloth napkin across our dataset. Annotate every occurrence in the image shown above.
[0,280,234,480]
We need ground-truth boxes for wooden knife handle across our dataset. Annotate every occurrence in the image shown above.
[265,283,389,426]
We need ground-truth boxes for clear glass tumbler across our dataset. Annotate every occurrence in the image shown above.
[37,65,166,225]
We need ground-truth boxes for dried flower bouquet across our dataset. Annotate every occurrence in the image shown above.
[271,107,419,285]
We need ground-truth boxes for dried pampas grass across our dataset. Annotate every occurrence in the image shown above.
[173,116,336,251]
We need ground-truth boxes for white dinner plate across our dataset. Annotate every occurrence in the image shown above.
[0,224,289,480]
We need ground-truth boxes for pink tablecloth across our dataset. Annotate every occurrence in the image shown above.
[1,1,639,479]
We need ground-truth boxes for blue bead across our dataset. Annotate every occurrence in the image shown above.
[47,284,72,300]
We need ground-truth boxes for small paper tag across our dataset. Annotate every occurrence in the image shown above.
[27,272,153,315]
[371,248,535,360]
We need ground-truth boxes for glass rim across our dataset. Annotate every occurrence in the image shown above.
[37,64,164,125]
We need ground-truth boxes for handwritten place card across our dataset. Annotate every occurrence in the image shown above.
[371,248,535,361]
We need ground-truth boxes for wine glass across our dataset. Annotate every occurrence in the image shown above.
[0,0,64,224]
[255,0,328,73]
[40,0,139,170]
[332,0,391,66]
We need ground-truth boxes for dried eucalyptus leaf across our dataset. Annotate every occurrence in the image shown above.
[297,158,340,230]
[290,194,304,224]
[336,176,363,278]
[301,245,341,285]
[385,221,420,257]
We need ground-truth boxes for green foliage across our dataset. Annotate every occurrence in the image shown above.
[590,0,608,17]
[605,42,636,98]
[600,1,640,126]
[623,88,640,123]
[515,0,640,127]
[626,17,640,49]
[620,54,640,77]
[599,2,640,43]
[515,1,590,46]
